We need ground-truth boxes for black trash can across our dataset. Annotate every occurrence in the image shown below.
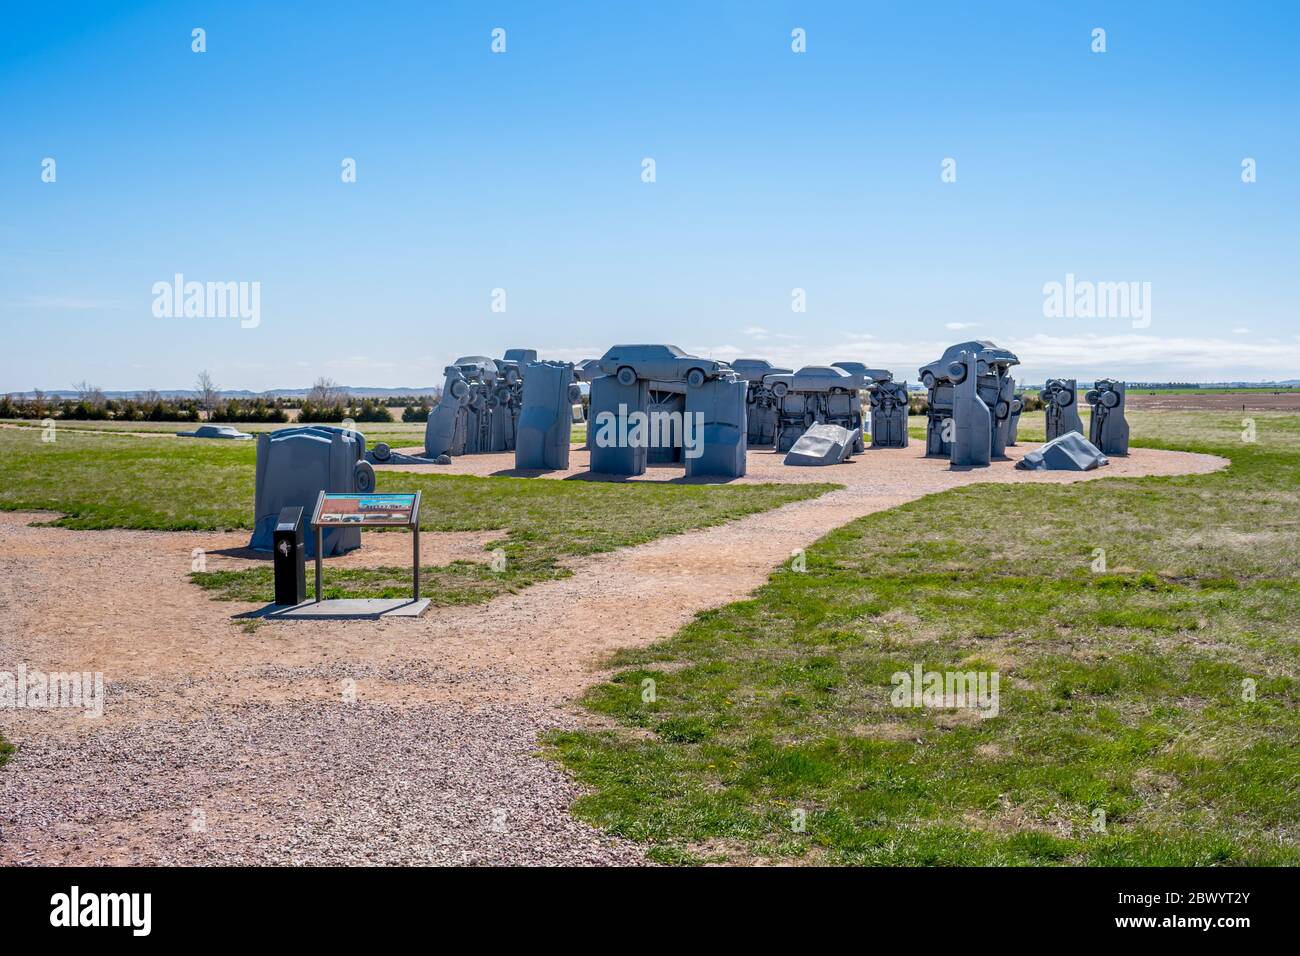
[273,506,306,606]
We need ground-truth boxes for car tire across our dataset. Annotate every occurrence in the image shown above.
[1085,389,1100,405]
[772,382,788,398]
[1102,390,1119,408]
[354,460,376,493]
[449,379,469,401]
[616,366,637,387]
[372,442,391,462]
[1056,389,1074,407]
[947,361,966,383]
[921,371,936,390]
[686,368,706,389]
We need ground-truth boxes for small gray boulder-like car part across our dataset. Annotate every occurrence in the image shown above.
[783,423,858,466]
[177,424,253,440]
[1016,431,1109,471]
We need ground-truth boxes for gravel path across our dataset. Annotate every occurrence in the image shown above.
[0,443,1227,865]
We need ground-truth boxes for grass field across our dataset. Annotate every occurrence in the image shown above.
[0,427,833,607]
[549,410,1300,865]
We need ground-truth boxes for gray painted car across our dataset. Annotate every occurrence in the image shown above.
[177,424,253,440]
[917,340,1019,390]
[730,358,792,383]
[598,344,723,389]
[765,365,855,399]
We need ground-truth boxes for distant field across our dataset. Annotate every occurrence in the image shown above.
[1125,392,1300,412]
[1125,387,1298,395]
[551,409,1300,865]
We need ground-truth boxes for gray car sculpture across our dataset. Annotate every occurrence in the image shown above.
[769,365,866,453]
[176,424,253,440]
[515,360,580,470]
[919,340,1019,458]
[598,344,724,389]
[588,344,746,478]
[425,350,536,458]
[865,370,910,448]
[1087,378,1129,455]
[251,425,370,558]
[1006,389,1026,445]
[730,358,792,447]
[1041,378,1085,441]
[949,350,992,467]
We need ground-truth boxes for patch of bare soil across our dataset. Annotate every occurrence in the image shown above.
[0,442,1226,865]
[1126,391,1300,412]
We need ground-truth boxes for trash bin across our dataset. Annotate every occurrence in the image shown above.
[273,506,306,606]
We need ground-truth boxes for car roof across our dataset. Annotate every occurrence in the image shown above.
[605,344,688,357]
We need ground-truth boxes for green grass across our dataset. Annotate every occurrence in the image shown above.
[0,427,833,606]
[0,734,12,768]
[2,416,428,446]
[548,410,1300,865]
[191,474,831,606]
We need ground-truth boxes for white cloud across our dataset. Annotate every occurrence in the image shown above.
[945,321,978,331]
[1232,327,1251,334]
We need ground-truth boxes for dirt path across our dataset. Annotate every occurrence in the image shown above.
[0,443,1227,865]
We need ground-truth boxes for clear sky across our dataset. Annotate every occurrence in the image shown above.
[1,1,1296,391]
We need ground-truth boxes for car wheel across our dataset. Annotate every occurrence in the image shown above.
[354,461,376,493]
[947,361,966,383]
[616,366,637,387]
[1102,390,1119,408]
[995,400,1011,419]
[686,368,706,389]
[504,367,521,385]
[1056,389,1074,407]
[1085,389,1100,405]
[449,379,469,401]
[772,382,788,398]
[372,442,391,462]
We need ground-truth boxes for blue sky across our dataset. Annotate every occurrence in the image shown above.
[1,1,1297,391]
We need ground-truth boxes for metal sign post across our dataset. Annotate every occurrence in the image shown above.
[411,491,422,601]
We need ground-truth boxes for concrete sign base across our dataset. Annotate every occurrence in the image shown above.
[263,598,431,620]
